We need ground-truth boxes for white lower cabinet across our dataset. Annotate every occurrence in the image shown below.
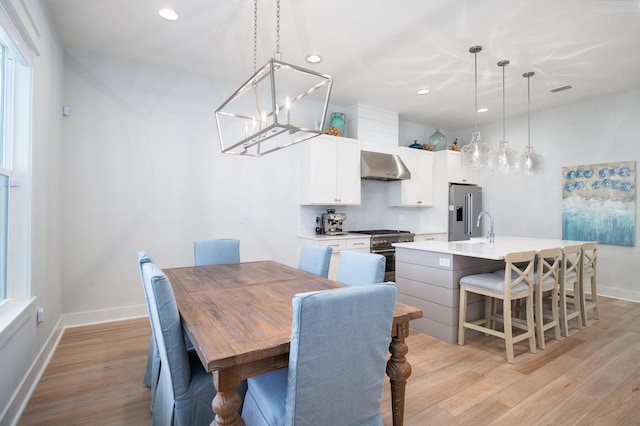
[298,236,370,280]
[388,147,434,207]
[299,136,361,205]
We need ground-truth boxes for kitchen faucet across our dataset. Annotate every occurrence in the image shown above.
[477,210,495,243]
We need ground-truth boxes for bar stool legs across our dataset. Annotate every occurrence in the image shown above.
[580,242,599,326]
[559,244,583,337]
[534,248,562,350]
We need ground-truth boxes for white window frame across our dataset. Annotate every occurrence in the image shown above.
[0,3,34,343]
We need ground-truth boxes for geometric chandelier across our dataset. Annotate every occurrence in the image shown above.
[215,0,333,156]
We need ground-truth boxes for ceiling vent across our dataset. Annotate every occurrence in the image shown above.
[550,85,573,93]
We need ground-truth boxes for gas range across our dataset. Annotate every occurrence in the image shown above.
[349,230,414,282]
[349,230,415,250]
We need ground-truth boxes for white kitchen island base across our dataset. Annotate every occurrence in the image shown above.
[395,246,503,343]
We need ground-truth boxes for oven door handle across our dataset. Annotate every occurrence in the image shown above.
[371,249,395,255]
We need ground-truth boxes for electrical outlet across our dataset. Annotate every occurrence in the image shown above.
[438,258,451,267]
[36,307,45,324]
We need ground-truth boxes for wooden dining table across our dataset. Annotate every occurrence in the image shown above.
[163,260,423,426]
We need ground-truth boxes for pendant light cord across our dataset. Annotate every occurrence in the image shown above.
[274,0,281,60]
[474,51,478,131]
[253,0,258,73]
[253,0,283,69]
[527,75,530,148]
[524,72,534,149]
[498,60,509,141]
[469,46,482,132]
[502,64,506,140]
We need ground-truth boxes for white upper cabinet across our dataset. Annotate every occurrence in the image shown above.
[388,147,434,207]
[436,150,479,184]
[299,136,361,205]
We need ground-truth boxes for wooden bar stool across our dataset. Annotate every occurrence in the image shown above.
[534,248,562,349]
[559,244,583,337]
[458,250,537,364]
[580,241,599,326]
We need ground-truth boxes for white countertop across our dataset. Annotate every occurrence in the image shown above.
[393,236,588,260]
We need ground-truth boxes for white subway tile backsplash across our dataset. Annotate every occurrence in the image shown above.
[299,180,422,234]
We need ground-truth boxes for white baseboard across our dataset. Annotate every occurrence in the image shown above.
[599,286,640,303]
[63,304,148,328]
[2,315,64,426]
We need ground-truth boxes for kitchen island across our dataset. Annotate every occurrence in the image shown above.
[393,236,585,344]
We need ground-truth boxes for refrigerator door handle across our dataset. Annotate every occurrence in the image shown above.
[465,193,473,235]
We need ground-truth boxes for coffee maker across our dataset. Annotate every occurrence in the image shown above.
[321,209,347,235]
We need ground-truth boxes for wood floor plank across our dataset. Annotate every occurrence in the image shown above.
[18,296,640,426]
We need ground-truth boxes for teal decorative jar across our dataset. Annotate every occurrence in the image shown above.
[428,128,447,151]
[328,112,346,136]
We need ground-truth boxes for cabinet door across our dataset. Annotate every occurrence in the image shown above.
[446,150,464,183]
[335,138,361,205]
[446,150,478,184]
[299,136,339,205]
[389,148,434,206]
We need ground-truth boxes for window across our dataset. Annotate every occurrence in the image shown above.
[0,6,32,313]
[0,42,9,303]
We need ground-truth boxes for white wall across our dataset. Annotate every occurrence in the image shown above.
[61,50,308,315]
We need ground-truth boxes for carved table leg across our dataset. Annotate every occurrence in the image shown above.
[386,321,411,426]
[211,367,244,426]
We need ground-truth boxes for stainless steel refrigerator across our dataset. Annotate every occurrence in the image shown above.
[448,183,483,241]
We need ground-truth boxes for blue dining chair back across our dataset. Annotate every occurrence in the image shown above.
[297,242,332,278]
[138,251,161,410]
[241,283,397,426]
[336,250,385,286]
[193,238,240,266]
[141,261,229,426]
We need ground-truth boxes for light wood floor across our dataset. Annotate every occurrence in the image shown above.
[19,295,640,425]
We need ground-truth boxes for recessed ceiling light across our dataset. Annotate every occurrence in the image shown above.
[159,8,179,21]
[416,89,430,95]
[477,108,488,113]
[306,54,322,64]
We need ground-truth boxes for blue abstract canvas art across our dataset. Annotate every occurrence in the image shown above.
[562,161,636,246]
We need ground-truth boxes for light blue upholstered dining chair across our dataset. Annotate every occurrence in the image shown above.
[193,238,240,266]
[297,242,332,278]
[336,250,385,286]
[138,251,161,410]
[142,261,247,426]
[241,283,397,426]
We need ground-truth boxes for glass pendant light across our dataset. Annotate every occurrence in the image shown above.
[519,72,543,175]
[490,60,520,173]
[462,46,491,169]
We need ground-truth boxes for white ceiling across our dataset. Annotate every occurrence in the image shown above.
[44,0,640,130]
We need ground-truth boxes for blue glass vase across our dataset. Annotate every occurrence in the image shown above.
[428,128,447,151]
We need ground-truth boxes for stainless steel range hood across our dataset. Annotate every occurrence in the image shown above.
[360,150,411,181]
